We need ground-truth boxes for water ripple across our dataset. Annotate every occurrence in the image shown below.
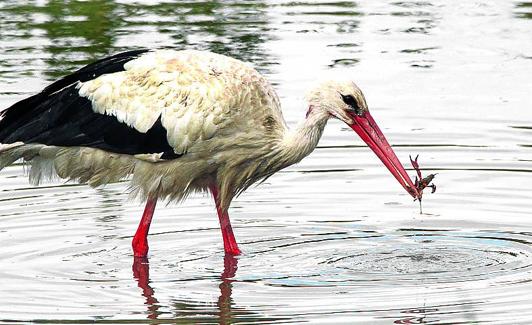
[2,0,532,323]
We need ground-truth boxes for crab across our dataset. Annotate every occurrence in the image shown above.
[409,154,437,213]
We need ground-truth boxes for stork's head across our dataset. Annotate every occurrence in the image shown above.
[307,80,420,199]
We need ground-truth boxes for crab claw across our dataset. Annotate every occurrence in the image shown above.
[410,154,422,179]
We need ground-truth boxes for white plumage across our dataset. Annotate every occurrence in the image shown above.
[78,50,282,152]
[0,49,419,257]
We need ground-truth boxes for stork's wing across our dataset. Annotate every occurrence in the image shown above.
[1,49,277,160]
[0,49,182,159]
[74,49,262,155]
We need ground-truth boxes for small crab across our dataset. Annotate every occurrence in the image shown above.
[409,154,437,213]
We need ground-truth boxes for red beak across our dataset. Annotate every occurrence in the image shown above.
[348,111,420,199]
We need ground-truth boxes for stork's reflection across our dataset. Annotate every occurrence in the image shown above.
[132,256,161,320]
[132,254,239,322]
[218,254,238,322]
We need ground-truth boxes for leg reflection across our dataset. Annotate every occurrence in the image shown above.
[218,254,238,324]
[132,256,160,320]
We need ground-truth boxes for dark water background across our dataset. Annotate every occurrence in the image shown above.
[1,0,531,323]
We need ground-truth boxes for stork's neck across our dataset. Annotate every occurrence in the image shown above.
[277,106,329,166]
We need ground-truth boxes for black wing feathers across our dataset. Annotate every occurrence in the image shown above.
[0,49,149,131]
[0,49,181,160]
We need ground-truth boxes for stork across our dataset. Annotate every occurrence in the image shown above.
[0,49,420,257]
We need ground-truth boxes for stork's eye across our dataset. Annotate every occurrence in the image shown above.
[340,94,362,115]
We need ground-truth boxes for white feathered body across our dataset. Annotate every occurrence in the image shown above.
[0,50,326,210]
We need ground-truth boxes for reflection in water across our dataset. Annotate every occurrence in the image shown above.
[389,1,441,68]
[278,1,363,68]
[515,2,532,19]
[132,257,161,320]
[394,308,436,324]
[132,254,241,323]
[1,0,119,79]
[218,254,238,324]
[1,0,532,323]
[0,0,275,81]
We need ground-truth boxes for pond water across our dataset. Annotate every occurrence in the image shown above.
[1,0,532,324]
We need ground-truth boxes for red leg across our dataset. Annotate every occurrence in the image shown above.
[132,197,157,257]
[209,186,241,255]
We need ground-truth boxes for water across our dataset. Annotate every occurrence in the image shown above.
[1,0,532,323]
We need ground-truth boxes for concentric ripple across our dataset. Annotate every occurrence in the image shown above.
[237,228,532,289]
[327,231,532,283]
[2,169,532,323]
[2,0,532,323]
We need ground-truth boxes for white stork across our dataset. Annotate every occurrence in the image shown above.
[0,49,420,257]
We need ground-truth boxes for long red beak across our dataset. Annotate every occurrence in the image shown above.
[348,111,420,199]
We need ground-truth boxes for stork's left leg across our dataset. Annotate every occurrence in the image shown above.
[209,186,241,255]
[132,197,158,257]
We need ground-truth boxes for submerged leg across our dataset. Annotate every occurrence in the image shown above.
[132,197,158,257]
[209,186,241,255]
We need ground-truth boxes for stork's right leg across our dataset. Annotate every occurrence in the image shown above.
[209,186,241,255]
[132,197,157,257]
